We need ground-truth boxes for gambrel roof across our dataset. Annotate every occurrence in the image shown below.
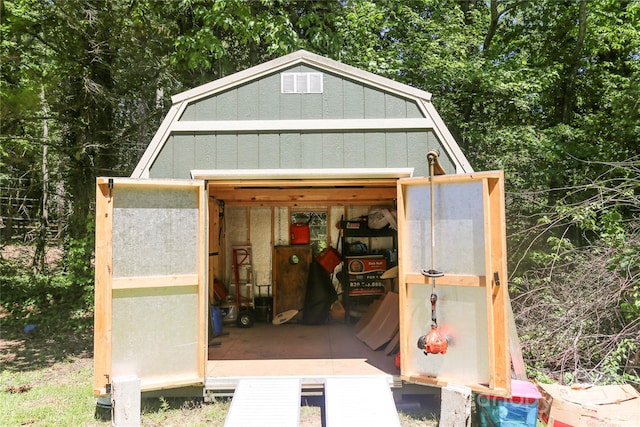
[132,50,472,179]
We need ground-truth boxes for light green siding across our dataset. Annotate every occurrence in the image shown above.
[238,134,260,168]
[179,65,424,121]
[149,130,455,179]
[152,64,458,180]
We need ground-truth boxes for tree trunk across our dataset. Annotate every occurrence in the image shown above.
[34,85,49,271]
[561,0,588,123]
[483,0,499,52]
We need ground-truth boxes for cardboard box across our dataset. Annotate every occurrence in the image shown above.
[537,383,640,426]
[355,292,399,350]
[346,255,386,296]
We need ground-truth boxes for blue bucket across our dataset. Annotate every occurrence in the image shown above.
[211,306,223,336]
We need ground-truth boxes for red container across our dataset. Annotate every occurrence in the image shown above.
[290,222,310,244]
[316,247,341,273]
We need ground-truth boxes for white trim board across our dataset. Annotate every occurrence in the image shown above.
[191,168,414,181]
[171,118,434,132]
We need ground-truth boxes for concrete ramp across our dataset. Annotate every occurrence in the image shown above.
[224,378,301,427]
[325,376,401,427]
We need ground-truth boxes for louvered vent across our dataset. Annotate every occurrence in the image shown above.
[281,72,323,93]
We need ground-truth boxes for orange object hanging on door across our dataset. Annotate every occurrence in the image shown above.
[418,325,448,355]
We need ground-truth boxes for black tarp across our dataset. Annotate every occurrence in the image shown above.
[302,261,338,324]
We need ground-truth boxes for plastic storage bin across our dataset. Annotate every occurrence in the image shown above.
[476,379,542,426]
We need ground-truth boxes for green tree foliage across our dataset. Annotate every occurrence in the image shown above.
[171,0,343,85]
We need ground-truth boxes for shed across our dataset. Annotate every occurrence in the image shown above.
[93,50,511,406]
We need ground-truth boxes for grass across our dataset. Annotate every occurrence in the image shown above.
[0,362,97,426]
[0,350,233,426]
[0,309,438,426]
[0,356,436,426]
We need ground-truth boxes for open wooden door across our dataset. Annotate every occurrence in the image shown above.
[93,178,207,395]
[396,171,511,396]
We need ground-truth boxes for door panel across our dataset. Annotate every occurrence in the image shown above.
[397,172,510,396]
[93,178,207,395]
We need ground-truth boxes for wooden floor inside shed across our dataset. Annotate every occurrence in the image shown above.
[206,321,399,380]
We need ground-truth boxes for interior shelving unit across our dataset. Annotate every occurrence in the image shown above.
[339,220,397,320]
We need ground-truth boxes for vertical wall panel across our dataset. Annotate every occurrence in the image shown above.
[216,90,239,120]
[238,134,260,169]
[297,65,323,120]
[150,135,175,178]
[323,73,344,119]
[258,73,281,120]
[300,133,323,168]
[343,80,365,118]
[364,88,386,118]
[258,133,280,168]
[300,94,323,119]
[407,132,429,178]
[194,135,217,171]
[385,93,407,118]
[216,134,239,169]
[343,133,366,168]
[385,132,409,168]
[322,133,344,168]
[179,103,197,121]
[363,132,387,168]
[237,84,260,120]
[196,95,218,120]
[280,92,302,120]
[173,134,195,179]
[280,132,302,168]
[406,102,423,118]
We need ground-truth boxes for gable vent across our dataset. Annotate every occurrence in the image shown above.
[281,72,323,94]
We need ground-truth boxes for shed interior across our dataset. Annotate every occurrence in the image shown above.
[205,178,402,385]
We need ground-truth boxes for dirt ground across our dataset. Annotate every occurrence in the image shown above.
[0,243,63,267]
